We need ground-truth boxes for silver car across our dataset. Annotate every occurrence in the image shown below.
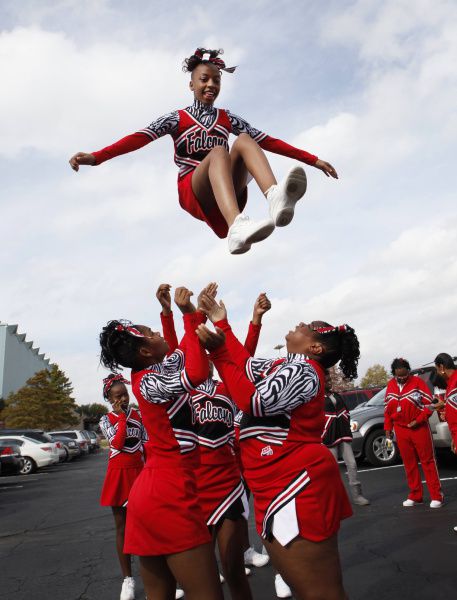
[350,368,451,467]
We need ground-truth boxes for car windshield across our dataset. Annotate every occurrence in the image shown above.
[365,388,386,406]
[53,431,77,439]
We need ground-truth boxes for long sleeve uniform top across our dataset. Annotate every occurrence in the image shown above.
[208,319,325,484]
[91,99,318,179]
[445,370,457,439]
[99,406,146,460]
[160,311,261,465]
[130,312,209,466]
[384,376,433,431]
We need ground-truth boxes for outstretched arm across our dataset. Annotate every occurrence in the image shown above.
[227,111,338,178]
[157,283,179,355]
[69,111,179,170]
[244,292,271,356]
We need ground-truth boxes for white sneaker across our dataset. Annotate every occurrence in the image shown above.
[227,214,275,254]
[175,589,185,599]
[244,546,270,567]
[245,567,251,576]
[275,574,292,598]
[402,499,420,507]
[267,166,307,227]
[430,500,443,508]
[120,576,135,600]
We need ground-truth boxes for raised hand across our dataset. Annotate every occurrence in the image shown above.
[199,293,227,323]
[252,292,271,325]
[69,152,96,172]
[111,398,125,415]
[174,286,196,314]
[156,284,172,315]
[197,282,218,312]
[196,324,226,351]
[314,159,338,179]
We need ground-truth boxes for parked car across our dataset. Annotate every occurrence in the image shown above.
[0,430,60,464]
[48,430,90,455]
[0,440,24,476]
[350,366,452,467]
[339,387,383,411]
[48,434,81,461]
[0,435,58,474]
[87,431,100,450]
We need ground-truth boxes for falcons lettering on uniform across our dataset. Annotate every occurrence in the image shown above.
[127,426,141,438]
[192,400,233,427]
[185,130,228,154]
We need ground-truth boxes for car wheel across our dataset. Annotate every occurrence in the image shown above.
[364,429,399,467]
[20,456,37,475]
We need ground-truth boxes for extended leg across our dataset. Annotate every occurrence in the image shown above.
[413,426,443,502]
[264,534,347,600]
[395,428,423,502]
[216,518,253,600]
[230,133,276,196]
[166,541,224,600]
[111,507,132,577]
[139,555,176,600]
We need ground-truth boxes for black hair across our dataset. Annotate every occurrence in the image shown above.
[390,357,411,375]
[434,352,456,370]
[99,320,144,372]
[182,47,223,73]
[314,324,360,380]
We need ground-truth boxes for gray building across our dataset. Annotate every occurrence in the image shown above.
[0,323,50,399]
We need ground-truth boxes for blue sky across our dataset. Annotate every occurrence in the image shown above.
[1,0,456,403]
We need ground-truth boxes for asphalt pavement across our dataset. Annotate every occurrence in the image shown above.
[1,450,457,600]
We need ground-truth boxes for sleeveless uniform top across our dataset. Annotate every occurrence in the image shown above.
[322,393,352,447]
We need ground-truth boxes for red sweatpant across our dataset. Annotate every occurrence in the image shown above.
[394,424,442,502]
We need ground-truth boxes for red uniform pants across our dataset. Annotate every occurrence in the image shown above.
[394,424,442,502]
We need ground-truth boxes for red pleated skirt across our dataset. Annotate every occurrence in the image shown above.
[100,452,144,507]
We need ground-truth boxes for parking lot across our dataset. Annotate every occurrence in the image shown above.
[1,450,457,600]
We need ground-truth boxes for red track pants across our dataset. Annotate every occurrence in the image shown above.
[394,424,443,502]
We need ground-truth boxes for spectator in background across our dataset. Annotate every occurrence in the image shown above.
[322,373,370,506]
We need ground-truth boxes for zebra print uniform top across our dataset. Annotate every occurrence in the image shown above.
[91,98,318,178]
[99,407,146,460]
[209,319,326,470]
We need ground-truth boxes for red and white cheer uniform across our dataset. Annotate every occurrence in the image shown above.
[99,407,145,507]
[124,312,211,556]
[91,99,319,238]
[209,319,352,546]
[160,311,262,526]
[384,376,442,502]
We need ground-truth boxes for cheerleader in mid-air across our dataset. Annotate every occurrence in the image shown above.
[99,374,146,600]
[99,286,223,600]
[69,47,337,255]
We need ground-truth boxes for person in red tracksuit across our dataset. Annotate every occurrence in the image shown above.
[384,357,443,508]
[196,293,359,600]
[434,353,457,451]
[69,47,338,255]
[99,286,223,600]
[155,283,270,600]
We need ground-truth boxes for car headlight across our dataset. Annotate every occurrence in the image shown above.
[350,420,359,432]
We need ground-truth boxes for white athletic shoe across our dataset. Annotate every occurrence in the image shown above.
[245,567,251,576]
[244,546,270,567]
[120,576,135,600]
[267,166,307,227]
[275,574,292,598]
[430,500,443,508]
[402,499,421,507]
[175,589,185,599]
[227,214,275,255]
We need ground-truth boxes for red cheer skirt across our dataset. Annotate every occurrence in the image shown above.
[124,461,211,556]
[197,461,248,526]
[100,451,144,507]
[177,171,248,239]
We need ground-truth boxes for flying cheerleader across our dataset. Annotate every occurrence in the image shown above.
[69,47,338,255]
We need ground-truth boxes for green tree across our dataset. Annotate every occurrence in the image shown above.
[3,365,79,430]
[360,364,389,388]
[76,403,108,425]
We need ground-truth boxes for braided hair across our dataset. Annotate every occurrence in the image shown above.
[312,322,360,380]
[99,320,145,372]
[390,357,411,375]
[182,48,236,73]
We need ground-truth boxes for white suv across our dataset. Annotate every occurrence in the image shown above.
[48,430,90,455]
